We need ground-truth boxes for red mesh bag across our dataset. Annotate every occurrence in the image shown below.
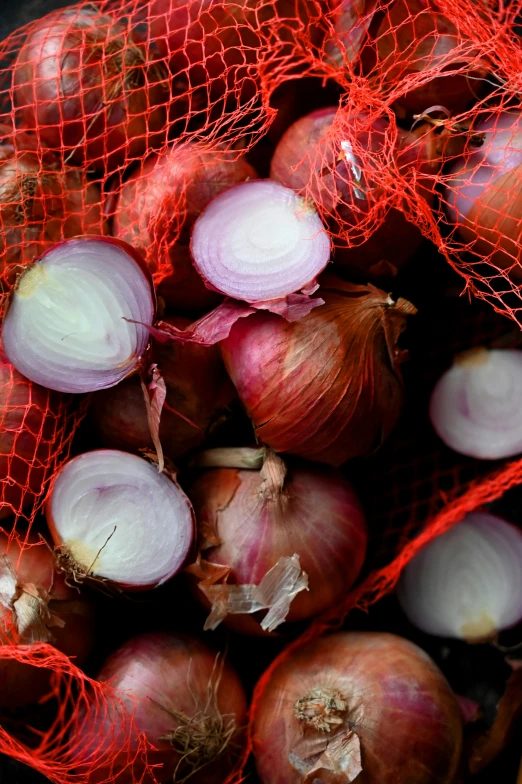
[1,0,522,782]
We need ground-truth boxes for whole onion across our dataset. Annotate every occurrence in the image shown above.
[70,632,248,784]
[188,448,367,633]
[220,275,416,466]
[253,632,463,784]
[90,316,236,460]
[13,6,168,172]
[444,111,522,279]
[0,533,95,708]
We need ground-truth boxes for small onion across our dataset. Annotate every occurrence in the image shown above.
[397,512,522,642]
[430,348,522,459]
[190,179,331,303]
[70,632,248,784]
[46,450,195,590]
[188,448,367,633]
[2,237,155,394]
[253,632,463,784]
[221,275,416,466]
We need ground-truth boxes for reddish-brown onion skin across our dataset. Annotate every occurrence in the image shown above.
[13,7,167,171]
[90,317,236,460]
[0,534,95,709]
[253,632,463,784]
[72,632,248,784]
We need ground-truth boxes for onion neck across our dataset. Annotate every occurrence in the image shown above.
[191,446,266,470]
[159,709,237,774]
[259,449,287,501]
[294,687,348,733]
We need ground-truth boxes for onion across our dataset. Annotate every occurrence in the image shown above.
[397,512,522,643]
[324,0,378,67]
[187,448,367,634]
[444,111,522,279]
[2,237,155,395]
[220,275,416,466]
[429,347,522,459]
[190,179,330,303]
[253,631,463,784]
[0,532,95,708]
[71,632,247,784]
[13,6,168,172]
[113,145,257,313]
[90,316,235,460]
[46,450,195,590]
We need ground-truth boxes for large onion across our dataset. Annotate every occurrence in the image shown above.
[2,237,155,394]
[220,275,416,466]
[46,450,195,590]
[188,448,367,633]
[253,632,463,783]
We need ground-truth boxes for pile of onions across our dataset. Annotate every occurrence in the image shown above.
[71,632,247,784]
[188,447,367,633]
[113,145,257,313]
[221,275,416,466]
[270,106,440,279]
[13,6,168,172]
[397,512,522,642]
[430,347,522,459]
[444,111,522,279]
[0,533,94,708]
[2,237,155,395]
[90,316,236,460]
[191,179,331,303]
[46,450,195,590]
[253,631,463,783]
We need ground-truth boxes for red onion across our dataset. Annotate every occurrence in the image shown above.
[46,450,195,590]
[113,145,257,313]
[429,347,522,459]
[2,237,155,394]
[71,632,247,784]
[324,0,378,67]
[13,6,168,172]
[253,631,463,783]
[0,533,94,708]
[220,275,416,466]
[187,448,367,633]
[444,111,522,279]
[90,316,235,460]
[191,179,330,303]
[397,512,522,643]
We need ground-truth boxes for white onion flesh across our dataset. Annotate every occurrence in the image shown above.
[430,348,522,459]
[397,512,522,641]
[190,179,331,302]
[2,238,155,394]
[47,450,194,589]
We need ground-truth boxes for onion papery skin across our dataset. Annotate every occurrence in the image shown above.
[445,112,522,279]
[113,145,257,313]
[71,632,248,784]
[90,316,236,460]
[13,7,168,172]
[46,450,195,590]
[188,454,367,632]
[0,533,95,709]
[430,348,522,460]
[397,512,522,642]
[191,179,331,303]
[270,107,439,280]
[253,632,463,784]
[376,0,487,119]
[221,276,415,466]
[2,237,155,395]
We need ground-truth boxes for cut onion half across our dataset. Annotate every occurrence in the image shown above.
[190,179,331,303]
[2,237,155,394]
[47,450,194,590]
[397,512,522,642]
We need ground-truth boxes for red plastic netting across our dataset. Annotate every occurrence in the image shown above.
[1,0,522,782]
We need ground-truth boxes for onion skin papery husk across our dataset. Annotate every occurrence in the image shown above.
[187,448,367,635]
[253,632,463,784]
[220,276,416,466]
